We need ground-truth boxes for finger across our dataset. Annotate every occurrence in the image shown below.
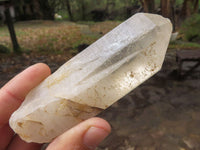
[0,124,14,150]
[47,117,111,150]
[7,135,42,150]
[0,63,51,126]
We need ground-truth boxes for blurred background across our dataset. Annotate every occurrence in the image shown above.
[0,0,200,55]
[0,0,200,150]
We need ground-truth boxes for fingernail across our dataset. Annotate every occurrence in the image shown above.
[83,126,109,149]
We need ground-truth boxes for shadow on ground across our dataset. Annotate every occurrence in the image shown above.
[0,49,200,150]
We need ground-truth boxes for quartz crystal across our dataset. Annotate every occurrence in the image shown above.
[9,13,172,143]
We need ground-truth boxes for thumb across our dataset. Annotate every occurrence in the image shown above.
[46,117,111,150]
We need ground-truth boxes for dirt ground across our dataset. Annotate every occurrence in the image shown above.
[97,49,200,150]
[0,49,200,150]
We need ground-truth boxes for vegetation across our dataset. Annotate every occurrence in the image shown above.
[0,21,120,54]
[169,41,200,49]
[180,14,200,42]
[0,44,10,53]
[0,19,199,55]
[0,0,200,53]
[2,0,198,23]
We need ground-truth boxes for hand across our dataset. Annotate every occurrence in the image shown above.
[0,63,111,150]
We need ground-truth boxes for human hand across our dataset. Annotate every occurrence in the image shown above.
[0,63,111,150]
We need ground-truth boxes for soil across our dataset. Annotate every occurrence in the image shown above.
[0,52,72,87]
[0,49,200,150]
[97,49,200,150]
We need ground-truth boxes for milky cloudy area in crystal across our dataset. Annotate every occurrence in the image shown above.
[9,13,172,143]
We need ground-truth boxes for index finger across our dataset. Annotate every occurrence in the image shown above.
[0,63,51,126]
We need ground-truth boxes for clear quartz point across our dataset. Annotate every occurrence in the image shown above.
[9,13,172,143]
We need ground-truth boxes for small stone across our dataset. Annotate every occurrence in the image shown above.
[9,13,172,143]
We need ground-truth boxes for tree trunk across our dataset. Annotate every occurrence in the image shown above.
[180,0,199,20]
[77,0,86,20]
[141,0,155,13]
[66,0,73,21]
[192,0,199,14]
[161,0,171,18]
[161,0,176,31]
[171,0,176,31]
[5,7,21,53]
[81,1,86,20]
[38,0,54,20]
[180,0,194,20]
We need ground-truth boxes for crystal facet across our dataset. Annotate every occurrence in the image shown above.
[9,13,172,143]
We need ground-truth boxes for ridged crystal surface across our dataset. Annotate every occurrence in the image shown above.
[9,13,172,143]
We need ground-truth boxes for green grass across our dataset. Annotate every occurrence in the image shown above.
[180,14,200,42]
[77,21,96,25]
[169,41,200,49]
[0,26,9,36]
[0,20,107,53]
[1,20,200,54]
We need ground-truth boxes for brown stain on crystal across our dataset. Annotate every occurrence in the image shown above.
[47,71,70,88]
[142,41,156,56]
[39,127,47,137]
[56,99,103,119]
[130,71,134,78]
[150,41,156,47]
[17,122,23,128]
[150,64,157,72]
[28,120,43,126]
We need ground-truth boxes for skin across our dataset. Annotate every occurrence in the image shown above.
[0,63,111,150]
